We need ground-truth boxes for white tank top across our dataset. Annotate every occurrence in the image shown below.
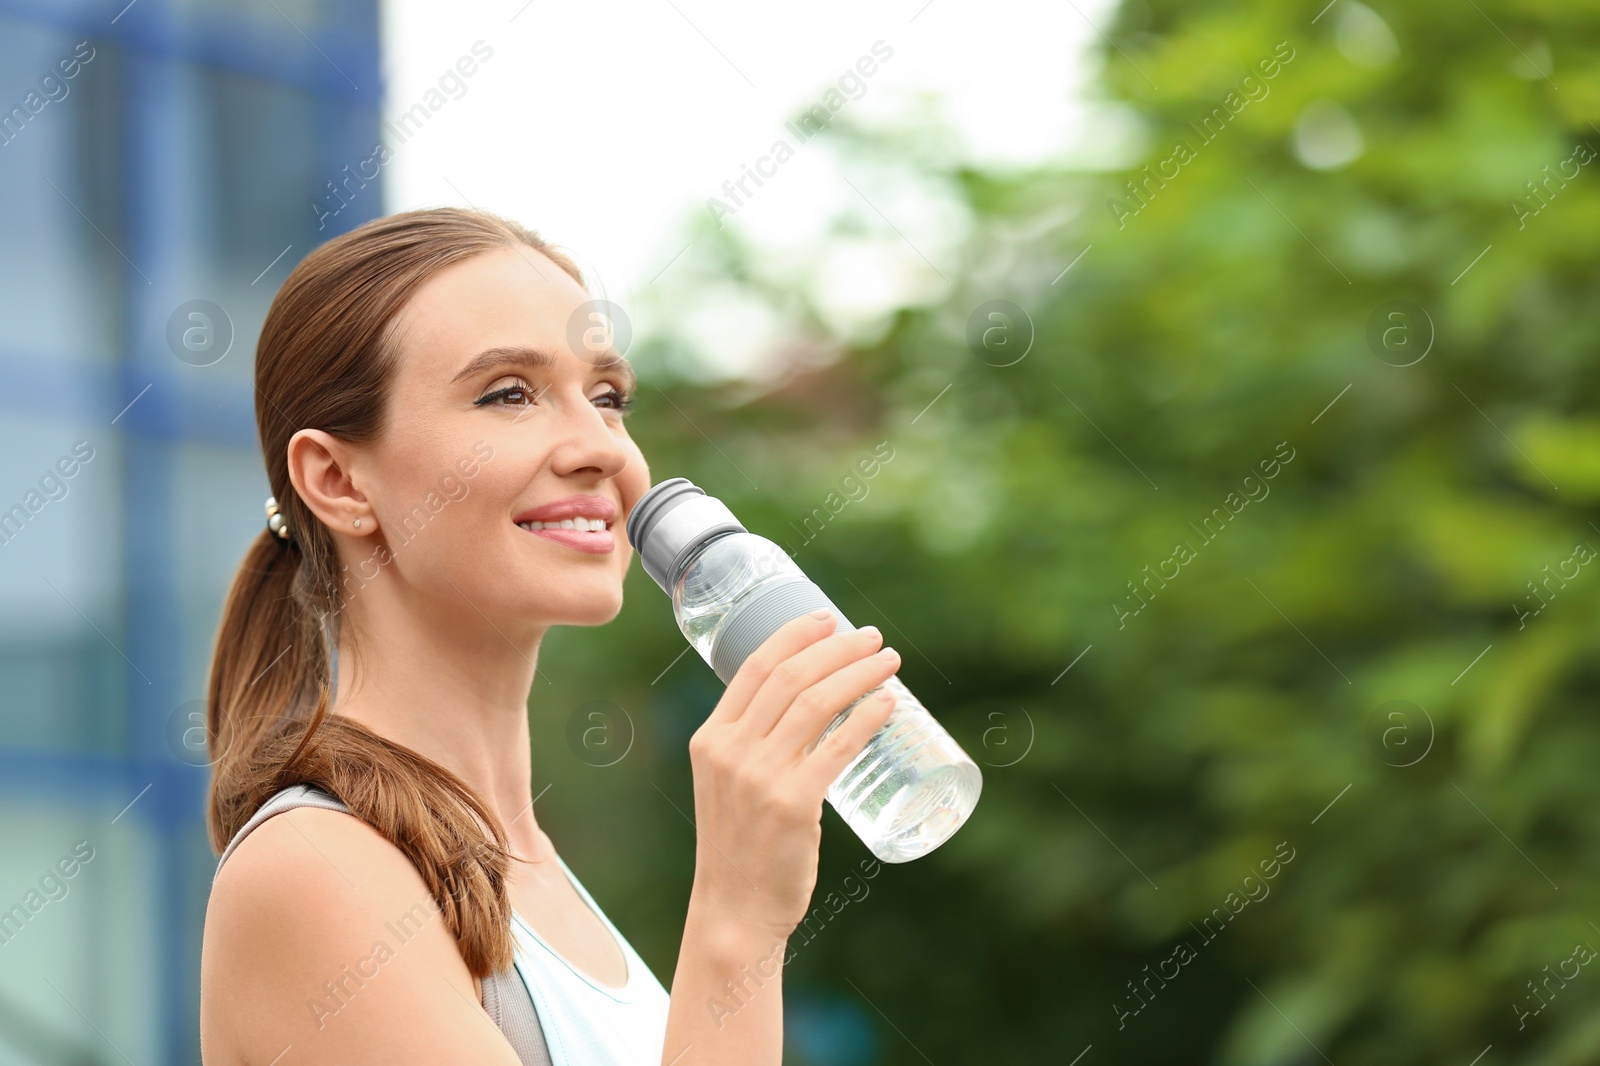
[510,854,671,1065]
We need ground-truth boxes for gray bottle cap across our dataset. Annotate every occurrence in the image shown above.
[625,477,746,595]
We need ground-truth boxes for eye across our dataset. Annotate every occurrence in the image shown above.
[596,385,636,415]
[474,378,540,408]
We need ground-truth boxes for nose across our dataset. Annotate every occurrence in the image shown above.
[547,385,633,484]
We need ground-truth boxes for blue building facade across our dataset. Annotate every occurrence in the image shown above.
[0,1,382,1061]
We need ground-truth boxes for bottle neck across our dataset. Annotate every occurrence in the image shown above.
[636,490,744,595]
[667,527,744,591]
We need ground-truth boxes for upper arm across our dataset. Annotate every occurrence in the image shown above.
[201,807,522,1066]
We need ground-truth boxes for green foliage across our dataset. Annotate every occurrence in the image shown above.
[545,1,1600,1062]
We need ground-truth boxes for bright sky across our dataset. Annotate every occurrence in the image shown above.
[379,0,1116,378]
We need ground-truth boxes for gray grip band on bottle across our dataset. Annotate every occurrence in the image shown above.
[708,577,854,684]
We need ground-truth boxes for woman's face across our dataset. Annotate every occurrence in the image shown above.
[346,244,650,634]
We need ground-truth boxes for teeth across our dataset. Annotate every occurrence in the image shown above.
[519,517,610,532]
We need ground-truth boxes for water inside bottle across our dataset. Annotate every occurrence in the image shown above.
[673,532,981,862]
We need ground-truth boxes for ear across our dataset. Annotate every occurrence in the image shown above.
[286,428,375,536]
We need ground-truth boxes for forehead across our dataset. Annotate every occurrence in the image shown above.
[387,245,592,381]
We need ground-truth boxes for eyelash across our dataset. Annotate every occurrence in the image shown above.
[474,380,635,415]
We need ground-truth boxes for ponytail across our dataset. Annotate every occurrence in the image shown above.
[205,207,587,977]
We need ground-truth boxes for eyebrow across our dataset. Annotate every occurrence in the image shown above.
[449,345,637,394]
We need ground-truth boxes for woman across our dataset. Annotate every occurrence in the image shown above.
[198,206,903,1065]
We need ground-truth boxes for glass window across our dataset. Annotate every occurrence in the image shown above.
[0,21,122,362]
[0,414,124,751]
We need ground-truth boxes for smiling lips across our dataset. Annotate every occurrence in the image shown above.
[513,494,618,555]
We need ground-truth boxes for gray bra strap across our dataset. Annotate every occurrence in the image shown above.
[481,965,554,1066]
[214,783,552,1064]
[213,783,351,877]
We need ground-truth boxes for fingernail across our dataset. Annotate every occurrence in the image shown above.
[859,625,881,638]
[809,608,833,620]
[877,647,899,661]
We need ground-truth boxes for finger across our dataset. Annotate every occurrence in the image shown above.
[794,681,899,794]
[764,645,901,760]
[739,624,885,740]
[702,610,838,730]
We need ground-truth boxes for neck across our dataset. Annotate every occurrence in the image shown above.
[327,570,552,865]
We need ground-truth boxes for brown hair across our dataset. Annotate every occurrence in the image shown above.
[205,206,585,978]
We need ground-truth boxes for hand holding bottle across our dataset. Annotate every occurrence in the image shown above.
[685,610,900,942]
[629,476,981,864]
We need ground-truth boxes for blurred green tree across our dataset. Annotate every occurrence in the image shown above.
[540,1,1600,1062]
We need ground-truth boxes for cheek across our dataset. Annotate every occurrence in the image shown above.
[463,463,525,526]
[619,442,651,513]
[376,417,457,496]
[615,447,648,570]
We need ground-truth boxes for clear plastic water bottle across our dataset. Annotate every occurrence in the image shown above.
[626,477,982,863]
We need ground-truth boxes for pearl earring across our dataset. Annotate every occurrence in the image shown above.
[353,518,363,529]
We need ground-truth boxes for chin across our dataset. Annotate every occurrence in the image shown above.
[538,578,625,626]
[553,601,620,627]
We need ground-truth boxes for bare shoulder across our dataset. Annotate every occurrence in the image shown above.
[201,806,519,1066]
